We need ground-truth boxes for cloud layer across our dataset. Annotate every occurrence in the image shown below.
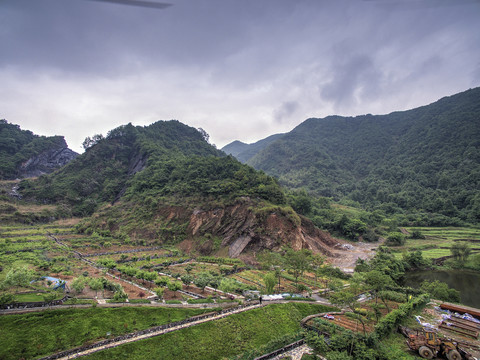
[1,0,479,151]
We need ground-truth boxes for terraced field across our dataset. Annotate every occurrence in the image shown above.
[391,227,480,260]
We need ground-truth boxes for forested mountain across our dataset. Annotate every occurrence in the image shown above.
[0,120,77,179]
[222,134,284,163]
[19,120,338,256]
[238,88,480,224]
[20,120,283,215]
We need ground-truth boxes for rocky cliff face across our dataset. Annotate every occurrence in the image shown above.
[19,138,78,178]
[169,197,342,257]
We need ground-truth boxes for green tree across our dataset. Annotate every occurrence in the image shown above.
[185,263,194,274]
[43,292,59,307]
[113,291,128,302]
[71,277,86,294]
[450,242,471,263]
[284,248,312,286]
[329,290,358,313]
[263,272,276,294]
[193,274,211,293]
[311,254,325,287]
[154,287,165,301]
[0,292,14,305]
[167,281,182,298]
[304,331,328,356]
[4,266,34,288]
[209,276,221,293]
[421,280,460,302]
[155,276,170,287]
[88,278,104,297]
[385,232,405,246]
[258,250,284,291]
[180,274,193,288]
[364,270,394,311]
[142,271,158,288]
[410,229,425,239]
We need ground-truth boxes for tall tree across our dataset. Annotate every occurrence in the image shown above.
[284,248,312,286]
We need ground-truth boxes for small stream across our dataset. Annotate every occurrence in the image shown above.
[404,269,480,308]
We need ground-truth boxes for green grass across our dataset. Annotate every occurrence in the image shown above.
[13,292,64,302]
[83,303,337,360]
[0,306,215,360]
[391,227,480,260]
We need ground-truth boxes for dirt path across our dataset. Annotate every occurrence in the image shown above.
[329,239,384,273]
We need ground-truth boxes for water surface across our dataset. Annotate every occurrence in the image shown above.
[404,269,480,308]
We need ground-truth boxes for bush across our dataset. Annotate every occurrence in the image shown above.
[128,299,151,304]
[187,298,214,304]
[377,290,406,303]
[420,280,460,302]
[374,294,429,337]
[385,232,405,246]
[410,229,425,239]
[165,300,182,304]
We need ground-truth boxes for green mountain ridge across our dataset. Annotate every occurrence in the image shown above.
[16,120,340,256]
[226,87,480,224]
[0,120,78,179]
[222,133,284,163]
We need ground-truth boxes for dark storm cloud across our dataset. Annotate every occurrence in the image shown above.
[321,54,383,111]
[86,0,172,9]
[0,0,287,77]
[1,0,479,149]
[273,101,299,124]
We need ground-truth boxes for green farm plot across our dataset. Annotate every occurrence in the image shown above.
[393,248,452,260]
[229,269,326,294]
[83,303,337,360]
[0,307,216,360]
[14,292,64,302]
[166,262,232,277]
[405,227,480,242]
[391,227,480,260]
[89,249,170,262]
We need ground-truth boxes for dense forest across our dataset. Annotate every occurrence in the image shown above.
[226,87,480,225]
[20,120,286,217]
[0,120,74,179]
[222,134,283,163]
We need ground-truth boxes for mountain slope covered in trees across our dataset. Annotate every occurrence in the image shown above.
[222,134,284,163]
[234,87,480,224]
[20,121,284,215]
[18,120,339,256]
[0,120,78,179]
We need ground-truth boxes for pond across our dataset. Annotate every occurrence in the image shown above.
[404,269,480,308]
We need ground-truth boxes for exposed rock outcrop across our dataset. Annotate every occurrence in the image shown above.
[182,197,341,257]
[19,138,78,178]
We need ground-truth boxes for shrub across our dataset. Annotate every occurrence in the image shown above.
[385,232,405,246]
[165,300,182,304]
[374,294,429,337]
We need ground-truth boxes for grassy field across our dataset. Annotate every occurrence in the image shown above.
[391,226,480,260]
[0,306,216,360]
[83,303,337,360]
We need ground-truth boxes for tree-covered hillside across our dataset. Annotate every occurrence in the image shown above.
[0,120,76,179]
[246,87,480,224]
[222,134,284,163]
[20,120,286,217]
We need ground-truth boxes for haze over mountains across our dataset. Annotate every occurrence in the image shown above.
[223,87,480,224]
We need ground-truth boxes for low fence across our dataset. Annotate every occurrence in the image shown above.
[253,339,305,360]
[0,295,69,310]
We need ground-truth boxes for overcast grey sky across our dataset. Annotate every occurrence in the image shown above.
[1,0,479,152]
